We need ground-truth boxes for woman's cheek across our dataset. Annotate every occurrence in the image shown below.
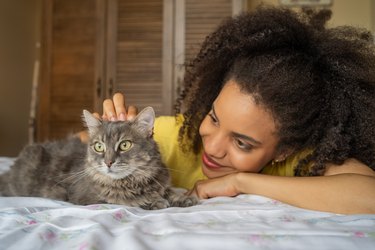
[230,153,265,173]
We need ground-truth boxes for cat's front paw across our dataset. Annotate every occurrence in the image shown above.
[177,195,199,207]
[165,188,200,207]
[168,194,199,208]
[143,199,170,210]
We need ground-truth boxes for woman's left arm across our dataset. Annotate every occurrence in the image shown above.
[191,159,375,214]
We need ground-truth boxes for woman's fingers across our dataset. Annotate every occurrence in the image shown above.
[102,93,138,121]
[102,98,116,121]
[92,112,101,119]
[127,105,138,120]
[113,93,127,121]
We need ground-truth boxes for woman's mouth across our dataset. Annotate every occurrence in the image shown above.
[202,153,222,169]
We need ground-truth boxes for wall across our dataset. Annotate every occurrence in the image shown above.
[248,0,374,33]
[0,0,41,156]
[329,0,372,30]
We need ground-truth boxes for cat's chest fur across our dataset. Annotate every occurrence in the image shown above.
[69,160,170,207]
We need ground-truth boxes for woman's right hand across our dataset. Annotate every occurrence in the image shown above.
[80,93,137,142]
[98,92,138,121]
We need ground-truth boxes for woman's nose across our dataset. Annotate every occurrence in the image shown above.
[203,133,226,159]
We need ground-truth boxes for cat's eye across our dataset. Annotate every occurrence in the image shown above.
[93,142,105,153]
[119,140,132,151]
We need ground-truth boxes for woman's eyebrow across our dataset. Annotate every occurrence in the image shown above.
[212,104,261,145]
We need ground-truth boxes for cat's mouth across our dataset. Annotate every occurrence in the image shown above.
[99,166,134,180]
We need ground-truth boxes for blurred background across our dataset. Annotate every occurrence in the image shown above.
[1,0,374,156]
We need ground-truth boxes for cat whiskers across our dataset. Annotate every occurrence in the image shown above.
[53,169,89,189]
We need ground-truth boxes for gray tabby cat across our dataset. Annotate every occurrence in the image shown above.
[0,107,198,209]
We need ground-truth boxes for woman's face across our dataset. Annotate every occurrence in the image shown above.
[199,80,280,179]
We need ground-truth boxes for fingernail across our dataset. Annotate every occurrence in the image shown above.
[119,113,126,121]
[110,116,116,121]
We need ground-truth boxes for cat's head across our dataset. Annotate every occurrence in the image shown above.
[82,107,162,180]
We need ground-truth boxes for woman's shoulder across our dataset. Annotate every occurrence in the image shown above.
[154,114,183,137]
[154,115,204,189]
[155,114,183,125]
[153,115,184,155]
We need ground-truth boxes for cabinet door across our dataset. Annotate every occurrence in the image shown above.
[38,0,97,141]
[105,0,165,115]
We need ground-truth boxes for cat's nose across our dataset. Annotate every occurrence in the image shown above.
[106,161,113,168]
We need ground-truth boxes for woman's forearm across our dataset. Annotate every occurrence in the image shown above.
[235,173,375,214]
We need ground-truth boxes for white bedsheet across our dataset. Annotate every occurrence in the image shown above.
[0,157,374,250]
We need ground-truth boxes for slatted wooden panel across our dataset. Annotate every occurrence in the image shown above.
[115,0,164,115]
[185,0,233,63]
[38,0,96,140]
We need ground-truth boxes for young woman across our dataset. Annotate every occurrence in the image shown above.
[93,7,375,214]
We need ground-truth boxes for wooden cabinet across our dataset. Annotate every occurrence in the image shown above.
[38,0,97,141]
[37,0,246,141]
[101,0,165,114]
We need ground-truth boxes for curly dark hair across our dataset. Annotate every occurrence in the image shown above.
[175,6,375,176]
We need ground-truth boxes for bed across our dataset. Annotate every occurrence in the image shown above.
[0,157,374,250]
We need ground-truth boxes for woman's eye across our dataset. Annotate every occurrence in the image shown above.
[208,113,218,124]
[235,139,252,152]
[94,142,105,153]
[119,140,132,151]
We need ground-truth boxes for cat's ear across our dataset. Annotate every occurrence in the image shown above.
[82,110,102,135]
[133,106,155,137]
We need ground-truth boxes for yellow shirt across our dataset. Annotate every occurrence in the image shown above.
[154,115,206,190]
[154,115,309,189]
[261,150,312,176]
